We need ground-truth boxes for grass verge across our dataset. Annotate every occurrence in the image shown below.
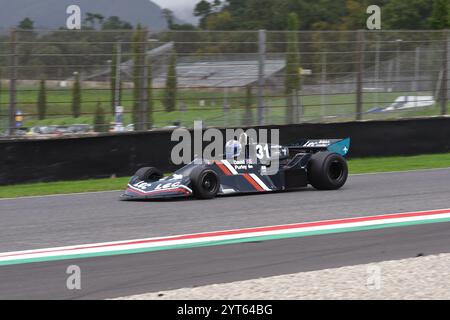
[0,153,449,198]
[0,177,130,198]
[348,153,450,174]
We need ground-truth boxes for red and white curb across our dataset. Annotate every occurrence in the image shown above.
[1,208,450,266]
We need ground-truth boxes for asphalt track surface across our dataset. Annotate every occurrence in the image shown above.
[0,168,449,299]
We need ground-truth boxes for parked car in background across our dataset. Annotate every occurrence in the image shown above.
[15,127,29,136]
[27,125,61,135]
[27,124,93,136]
[384,96,435,111]
[67,124,93,134]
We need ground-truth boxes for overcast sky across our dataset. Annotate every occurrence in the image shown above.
[151,0,199,24]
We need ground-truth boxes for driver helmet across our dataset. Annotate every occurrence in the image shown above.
[225,139,242,158]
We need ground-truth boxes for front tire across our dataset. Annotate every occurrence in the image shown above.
[190,166,220,199]
[134,167,163,182]
[308,152,348,190]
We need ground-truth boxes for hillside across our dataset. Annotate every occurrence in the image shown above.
[0,0,180,31]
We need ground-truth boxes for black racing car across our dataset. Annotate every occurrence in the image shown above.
[121,137,350,200]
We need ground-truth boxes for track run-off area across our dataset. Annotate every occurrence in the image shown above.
[0,168,449,299]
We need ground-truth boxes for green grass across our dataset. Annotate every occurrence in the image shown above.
[1,85,448,131]
[0,85,250,129]
[0,177,130,198]
[0,152,449,198]
[348,153,450,174]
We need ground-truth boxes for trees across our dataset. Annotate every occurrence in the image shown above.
[10,15,135,81]
[147,62,154,129]
[429,0,450,29]
[18,17,34,29]
[0,68,2,108]
[243,85,253,126]
[194,0,213,28]
[17,17,36,70]
[132,27,140,126]
[163,8,197,30]
[101,16,133,30]
[110,43,122,114]
[72,72,81,118]
[163,50,178,113]
[85,12,105,29]
[162,8,175,29]
[93,102,107,133]
[285,13,300,124]
[0,68,2,124]
[194,0,223,28]
[132,25,154,130]
[37,79,47,120]
[379,0,434,29]
[340,0,371,30]
[205,11,233,30]
[194,0,444,31]
[132,25,145,128]
[195,0,212,17]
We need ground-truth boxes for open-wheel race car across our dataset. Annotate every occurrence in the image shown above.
[121,136,350,200]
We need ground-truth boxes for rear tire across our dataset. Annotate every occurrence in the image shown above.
[134,167,163,182]
[190,166,220,199]
[308,152,348,190]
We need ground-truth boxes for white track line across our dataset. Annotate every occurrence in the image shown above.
[1,208,450,264]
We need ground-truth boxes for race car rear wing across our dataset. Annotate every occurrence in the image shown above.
[286,137,350,156]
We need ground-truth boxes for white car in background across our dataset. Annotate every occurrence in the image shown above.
[384,96,435,111]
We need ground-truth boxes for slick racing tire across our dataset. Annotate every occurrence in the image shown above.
[134,167,163,182]
[308,151,348,190]
[190,166,220,199]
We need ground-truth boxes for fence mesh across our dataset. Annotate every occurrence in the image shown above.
[0,29,448,136]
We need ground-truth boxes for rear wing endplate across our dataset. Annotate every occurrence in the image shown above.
[287,138,350,156]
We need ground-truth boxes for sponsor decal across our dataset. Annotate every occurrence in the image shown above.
[155,182,181,190]
[303,140,331,147]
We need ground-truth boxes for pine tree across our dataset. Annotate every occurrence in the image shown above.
[429,0,449,29]
[243,85,253,126]
[163,50,177,112]
[132,26,140,127]
[72,72,81,118]
[37,78,47,120]
[93,102,107,132]
[147,62,153,129]
[285,13,300,124]
[0,68,2,128]
[0,68,2,112]
[132,25,145,129]
[110,43,122,114]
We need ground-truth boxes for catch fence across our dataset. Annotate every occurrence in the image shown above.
[0,28,448,136]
